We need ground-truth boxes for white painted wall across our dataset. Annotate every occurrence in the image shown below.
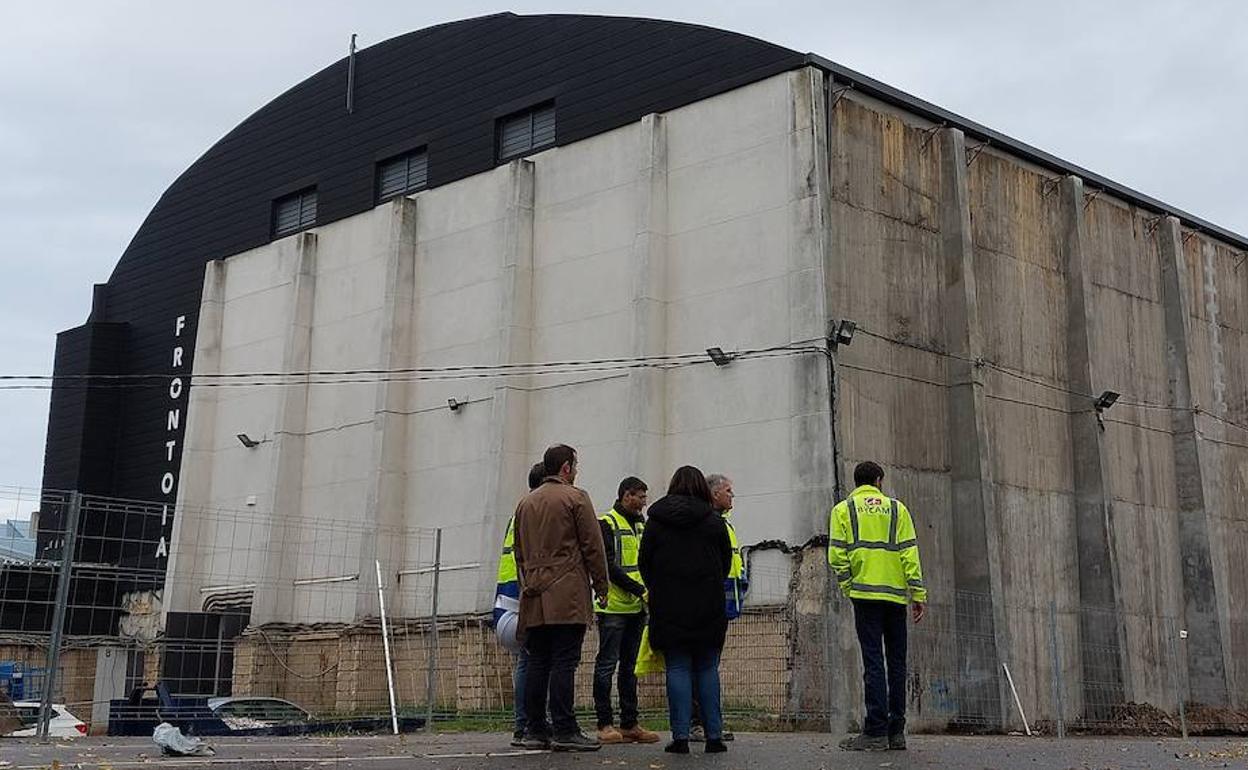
[166,68,835,623]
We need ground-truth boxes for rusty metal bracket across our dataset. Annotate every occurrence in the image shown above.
[1182,230,1198,245]
[1082,188,1103,209]
[828,83,854,112]
[1235,252,1246,271]
[1144,216,1162,236]
[919,122,945,153]
[965,140,990,166]
[1041,178,1061,198]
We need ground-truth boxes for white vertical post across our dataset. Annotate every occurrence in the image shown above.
[375,559,399,735]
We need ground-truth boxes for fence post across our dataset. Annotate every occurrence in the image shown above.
[425,528,442,729]
[1171,622,1188,739]
[1047,600,1065,738]
[375,560,400,735]
[37,491,81,741]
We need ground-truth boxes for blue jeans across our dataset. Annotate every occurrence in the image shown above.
[664,648,722,740]
[513,648,529,733]
[593,613,645,728]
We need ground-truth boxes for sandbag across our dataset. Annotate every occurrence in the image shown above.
[153,722,215,756]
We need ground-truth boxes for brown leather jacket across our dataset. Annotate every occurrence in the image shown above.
[513,477,609,634]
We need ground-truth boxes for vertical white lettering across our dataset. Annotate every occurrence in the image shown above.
[169,377,183,400]
[161,505,169,526]
[165,440,177,462]
[175,316,186,337]
[167,409,180,431]
[155,537,168,559]
[161,472,175,495]
[172,347,183,368]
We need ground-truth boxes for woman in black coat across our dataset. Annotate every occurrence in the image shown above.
[638,466,733,754]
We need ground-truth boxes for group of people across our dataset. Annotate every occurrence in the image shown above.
[492,444,927,755]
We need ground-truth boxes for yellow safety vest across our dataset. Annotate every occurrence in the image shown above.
[827,485,927,605]
[597,508,645,615]
[723,510,744,580]
[496,517,518,585]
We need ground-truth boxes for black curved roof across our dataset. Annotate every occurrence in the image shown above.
[46,12,1248,503]
[109,13,804,293]
[47,13,807,498]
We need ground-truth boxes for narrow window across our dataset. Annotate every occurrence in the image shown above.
[498,102,556,162]
[272,188,317,237]
[377,149,429,202]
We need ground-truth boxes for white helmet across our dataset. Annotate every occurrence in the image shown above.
[495,610,522,653]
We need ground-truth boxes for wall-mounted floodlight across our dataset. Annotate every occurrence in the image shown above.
[706,347,736,367]
[448,398,465,412]
[236,433,261,448]
[1093,390,1120,413]
[831,319,857,348]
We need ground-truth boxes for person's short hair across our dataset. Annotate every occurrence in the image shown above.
[617,476,648,500]
[528,462,546,490]
[706,473,731,491]
[543,444,577,476]
[666,465,712,503]
[853,461,885,487]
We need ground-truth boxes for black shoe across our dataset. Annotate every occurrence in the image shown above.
[510,730,526,748]
[665,739,690,754]
[521,732,551,750]
[551,731,601,752]
[722,730,735,741]
[688,725,706,742]
[705,739,728,753]
[838,733,888,751]
[888,732,906,750]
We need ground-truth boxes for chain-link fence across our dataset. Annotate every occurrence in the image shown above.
[2,485,1245,740]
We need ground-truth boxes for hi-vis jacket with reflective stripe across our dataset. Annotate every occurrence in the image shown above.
[493,517,519,624]
[597,508,645,615]
[827,485,926,605]
[722,510,748,620]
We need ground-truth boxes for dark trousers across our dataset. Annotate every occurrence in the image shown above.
[524,624,587,738]
[592,612,645,728]
[852,598,908,737]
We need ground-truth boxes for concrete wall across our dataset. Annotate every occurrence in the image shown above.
[826,80,1247,722]
[166,64,1248,725]
[169,69,834,623]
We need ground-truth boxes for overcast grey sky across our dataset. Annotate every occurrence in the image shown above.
[1,1,1245,497]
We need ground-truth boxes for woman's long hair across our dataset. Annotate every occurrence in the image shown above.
[666,465,712,503]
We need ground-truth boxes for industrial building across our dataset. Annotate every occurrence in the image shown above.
[37,13,1247,729]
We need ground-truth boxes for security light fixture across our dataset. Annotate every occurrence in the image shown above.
[448,398,464,412]
[236,433,261,448]
[1093,390,1120,412]
[831,319,857,348]
[706,347,736,367]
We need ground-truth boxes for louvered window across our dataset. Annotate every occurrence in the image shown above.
[272,188,317,237]
[377,149,429,202]
[498,102,556,161]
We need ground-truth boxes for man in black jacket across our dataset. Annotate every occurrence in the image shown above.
[592,477,660,744]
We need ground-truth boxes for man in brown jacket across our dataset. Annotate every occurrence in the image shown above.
[514,444,610,751]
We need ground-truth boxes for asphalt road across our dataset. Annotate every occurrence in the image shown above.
[4,732,1248,769]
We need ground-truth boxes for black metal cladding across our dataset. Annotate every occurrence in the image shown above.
[42,13,805,514]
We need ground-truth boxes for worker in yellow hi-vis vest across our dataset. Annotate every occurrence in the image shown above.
[829,461,926,753]
[687,474,747,742]
[592,477,661,745]
[493,462,547,747]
